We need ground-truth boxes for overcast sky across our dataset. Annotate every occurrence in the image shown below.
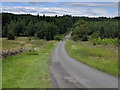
[1,2,118,17]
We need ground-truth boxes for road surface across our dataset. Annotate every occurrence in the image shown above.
[49,34,118,88]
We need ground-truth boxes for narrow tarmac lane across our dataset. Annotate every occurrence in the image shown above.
[49,34,118,88]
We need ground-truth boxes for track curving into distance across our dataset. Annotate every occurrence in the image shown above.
[49,34,118,88]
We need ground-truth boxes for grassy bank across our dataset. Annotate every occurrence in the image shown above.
[2,40,57,88]
[66,40,118,76]
[2,37,47,51]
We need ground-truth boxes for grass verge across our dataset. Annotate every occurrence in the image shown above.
[0,59,2,89]
[2,41,57,88]
[66,40,118,76]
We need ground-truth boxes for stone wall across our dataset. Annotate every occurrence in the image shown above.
[0,48,25,58]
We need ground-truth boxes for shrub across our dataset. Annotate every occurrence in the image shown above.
[27,52,38,55]
[92,38,118,45]
[71,35,79,41]
[81,35,88,41]
[91,31,100,39]
[29,38,31,41]
[7,33,15,40]
[54,35,61,41]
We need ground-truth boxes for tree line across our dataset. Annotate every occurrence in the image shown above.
[71,20,119,45]
[2,13,74,40]
[2,13,119,41]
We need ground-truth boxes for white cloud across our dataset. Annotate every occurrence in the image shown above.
[2,5,116,17]
[2,6,75,16]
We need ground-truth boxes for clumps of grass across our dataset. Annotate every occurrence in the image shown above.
[27,49,39,55]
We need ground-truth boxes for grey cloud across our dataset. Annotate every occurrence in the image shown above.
[2,0,119,2]
[60,2,114,7]
[85,11,98,16]
[40,11,57,14]
[2,0,55,2]
[27,2,48,5]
